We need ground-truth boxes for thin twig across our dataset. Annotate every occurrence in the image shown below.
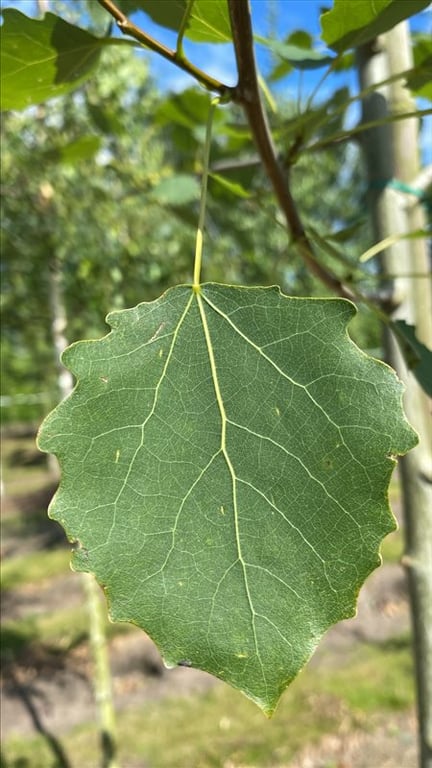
[96,0,233,98]
[305,108,432,154]
[227,0,353,299]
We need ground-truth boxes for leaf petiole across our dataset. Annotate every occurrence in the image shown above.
[193,98,219,289]
[176,0,195,58]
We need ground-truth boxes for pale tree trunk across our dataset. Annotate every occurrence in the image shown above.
[41,183,120,768]
[357,25,432,768]
[40,183,74,468]
[48,260,74,401]
[37,0,50,13]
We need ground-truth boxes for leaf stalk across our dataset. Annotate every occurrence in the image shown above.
[176,0,194,57]
[194,98,219,288]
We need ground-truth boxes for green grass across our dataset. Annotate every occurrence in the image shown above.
[2,636,414,768]
[1,607,88,661]
[1,601,134,662]
[318,637,413,712]
[1,549,71,591]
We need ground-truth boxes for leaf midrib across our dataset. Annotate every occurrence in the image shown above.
[201,291,364,531]
[196,290,268,691]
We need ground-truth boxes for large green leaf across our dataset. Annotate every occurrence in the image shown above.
[321,0,431,53]
[0,9,131,111]
[38,284,416,714]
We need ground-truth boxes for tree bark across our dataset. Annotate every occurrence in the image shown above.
[357,25,432,768]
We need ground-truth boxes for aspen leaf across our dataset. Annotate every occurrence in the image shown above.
[321,0,431,52]
[38,284,417,714]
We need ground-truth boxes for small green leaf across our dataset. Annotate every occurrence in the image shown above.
[0,10,103,110]
[155,88,226,129]
[256,36,334,70]
[406,56,432,100]
[321,0,431,53]
[87,103,124,135]
[407,36,432,100]
[269,59,293,83]
[392,320,432,397]
[287,30,313,49]
[209,173,251,199]
[38,284,416,714]
[43,136,101,165]
[151,174,199,205]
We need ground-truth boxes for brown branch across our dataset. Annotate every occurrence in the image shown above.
[227,0,353,299]
[96,0,233,98]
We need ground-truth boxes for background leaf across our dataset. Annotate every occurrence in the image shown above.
[117,0,232,43]
[38,283,417,714]
[392,319,432,396]
[256,35,334,70]
[43,136,102,165]
[116,0,187,31]
[407,35,432,100]
[321,0,431,53]
[0,10,104,110]
[150,174,199,204]
[209,173,252,199]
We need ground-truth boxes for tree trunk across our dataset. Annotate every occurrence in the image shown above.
[48,260,74,402]
[37,0,50,13]
[357,25,432,768]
